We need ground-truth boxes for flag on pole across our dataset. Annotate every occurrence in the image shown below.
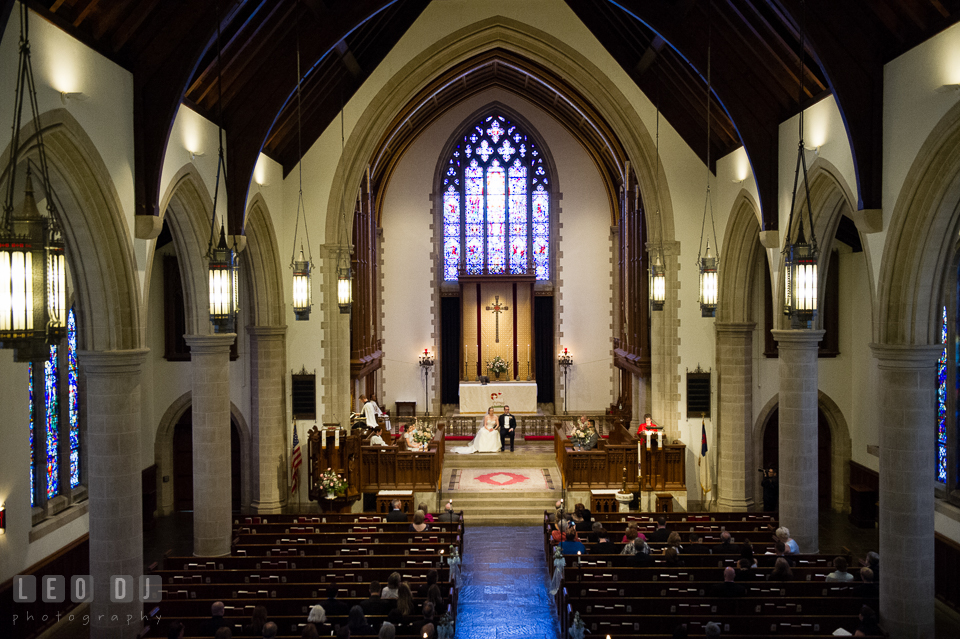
[698,417,712,505]
[291,422,302,494]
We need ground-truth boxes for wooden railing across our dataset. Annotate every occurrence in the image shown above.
[554,423,685,491]
[359,425,444,492]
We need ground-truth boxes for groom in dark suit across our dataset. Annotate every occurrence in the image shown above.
[499,405,517,452]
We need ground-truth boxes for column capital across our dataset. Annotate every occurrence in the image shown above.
[869,343,942,369]
[771,329,825,348]
[715,322,756,335]
[78,348,150,374]
[185,333,236,353]
[247,325,288,339]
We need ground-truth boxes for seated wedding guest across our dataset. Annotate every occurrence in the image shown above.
[409,510,431,532]
[420,623,437,639]
[362,581,396,616]
[386,499,407,523]
[301,624,320,639]
[663,546,683,566]
[592,527,618,555]
[323,586,351,616]
[262,623,278,639]
[552,519,577,545]
[854,605,884,636]
[709,567,746,597]
[306,605,332,636]
[704,622,721,638]
[854,568,879,602]
[411,602,436,637]
[629,538,654,568]
[735,558,758,581]
[560,530,586,554]
[648,517,671,543]
[572,503,593,532]
[686,532,712,561]
[826,556,855,582]
[418,503,435,523]
[244,605,268,636]
[200,601,227,636]
[214,629,232,639]
[416,570,439,599]
[666,531,683,552]
[586,521,603,544]
[437,501,457,522]
[764,541,795,567]
[378,622,396,639]
[775,527,799,554]
[426,584,444,612]
[396,583,416,618]
[739,541,757,568]
[382,572,402,599]
[385,610,407,636]
[862,551,880,582]
[767,557,795,581]
[347,606,374,636]
[714,531,738,555]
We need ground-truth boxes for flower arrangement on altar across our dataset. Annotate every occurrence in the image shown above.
[490,355,508,375]
[318,468,347,497]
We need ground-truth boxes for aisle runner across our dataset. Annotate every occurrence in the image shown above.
[450,468,551,491]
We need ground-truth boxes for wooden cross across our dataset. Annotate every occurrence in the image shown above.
[485,295,509,343]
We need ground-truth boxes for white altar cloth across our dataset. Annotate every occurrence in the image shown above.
[459,381,537,414]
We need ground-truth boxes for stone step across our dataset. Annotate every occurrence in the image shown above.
[443,454,557,469]
[442,491,557,501]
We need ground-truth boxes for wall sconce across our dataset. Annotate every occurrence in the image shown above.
[188,150,205,162]
[59,91,88,105]
[0,502,6,534]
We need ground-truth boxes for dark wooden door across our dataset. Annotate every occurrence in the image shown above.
[172,407,242,512]
[763,408,832,510]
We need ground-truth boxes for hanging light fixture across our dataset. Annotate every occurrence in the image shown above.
[648,74,666,312]
[0,6,66,361]
[697,38,720,318]
[206,0,240,333]
[290,2,314,321]
[336,96,352,314]
[782,1,819,327]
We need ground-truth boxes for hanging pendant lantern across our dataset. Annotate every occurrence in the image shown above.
[292,248,312,320]
[698,239,718,318]
[337,254,352,314]
[649,252,665,311]
[208,224,239,333]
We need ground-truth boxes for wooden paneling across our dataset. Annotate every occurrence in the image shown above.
[935,532,960,612]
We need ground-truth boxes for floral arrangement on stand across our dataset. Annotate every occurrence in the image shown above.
[571,423,596,450]
[489,355,508,378]
[318,468,347,499]
[410,420,434,450]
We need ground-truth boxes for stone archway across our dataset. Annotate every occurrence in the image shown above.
[753,391,852,513]
[153,391,252,516]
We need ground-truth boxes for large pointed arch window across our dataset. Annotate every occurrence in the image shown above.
[442,114,550,281]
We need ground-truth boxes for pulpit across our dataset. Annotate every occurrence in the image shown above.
[307,426,362,511]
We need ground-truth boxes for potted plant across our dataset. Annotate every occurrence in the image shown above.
[318,468,347,499]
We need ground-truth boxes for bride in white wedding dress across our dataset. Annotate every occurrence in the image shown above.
[455,407,501,454]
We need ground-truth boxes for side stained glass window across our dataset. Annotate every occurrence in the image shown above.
[45,345,59,499]
[939,304,948,483]
[442,114,550,281]
[29,361,35,507]
[68,307,80,489]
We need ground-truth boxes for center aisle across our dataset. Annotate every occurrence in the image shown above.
[455,525,559,639]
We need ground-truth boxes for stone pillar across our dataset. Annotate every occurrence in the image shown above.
[80,349,149,639]
[771,329,823,553]
[247,326,288,513]
[870,344,940,639]
[716,322,756,511]
[184,334,235,556]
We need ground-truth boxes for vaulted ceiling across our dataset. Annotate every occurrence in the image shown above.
[9,0,960,232]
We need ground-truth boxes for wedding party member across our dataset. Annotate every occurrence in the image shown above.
[455,407,500,454]
[351,394,379,432]
[636,413,658,439]
[498,405,517,452]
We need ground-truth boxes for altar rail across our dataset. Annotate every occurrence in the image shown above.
[433,414,619,438]
[554,423,686,491]
[358,425,444,492]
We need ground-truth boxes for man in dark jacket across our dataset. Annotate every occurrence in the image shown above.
[386,499,407,522]
[709,567,746,597]
[591,528,618,555]
[713,531,738,555]
[323,585,351,616]
[647,517,671,543]
[199,601,227,636]
[360,580,396,616]
[761,468,779,512]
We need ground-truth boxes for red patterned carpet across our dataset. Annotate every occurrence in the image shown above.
[449,468,552,491]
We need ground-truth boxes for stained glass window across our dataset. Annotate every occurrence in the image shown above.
[45,344,59,499]
[442,114,550,281]
[29,361,35,507]
[939,305,948,483]
[68,308,79,489]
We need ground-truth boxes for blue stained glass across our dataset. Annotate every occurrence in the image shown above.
[29,362,35,507]
[465,161,484,275]
[486,118,505,142]
[45,345,59,499]
[938,305,948,482]
[498,139,515,162]
[477,140,493,162]
[68,308,79,488]
[443,190,461,281]
[509,162,527,274]
[532,186,550,280]
[486,163,506,274]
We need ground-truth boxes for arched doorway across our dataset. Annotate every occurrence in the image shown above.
[762,408,832,510]
[172,408,242,513]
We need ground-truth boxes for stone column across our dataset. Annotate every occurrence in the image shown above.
[870,344,940,639]
[185,334,235,556]
[771,329,823,553]
[247,325,287,513]
[716,322,756,511]
[80,349,149,639]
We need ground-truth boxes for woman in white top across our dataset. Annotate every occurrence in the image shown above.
[455,407,501,454]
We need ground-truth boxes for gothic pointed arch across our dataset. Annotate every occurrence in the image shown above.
[717,190,763,325]
[244,192,285,328]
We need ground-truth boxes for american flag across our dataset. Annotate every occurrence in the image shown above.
[291,423,302,494]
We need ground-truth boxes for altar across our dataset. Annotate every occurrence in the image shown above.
[459,381,538,414]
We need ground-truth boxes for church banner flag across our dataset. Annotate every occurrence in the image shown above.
[699,417,711,504]
[291,423,302,494]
